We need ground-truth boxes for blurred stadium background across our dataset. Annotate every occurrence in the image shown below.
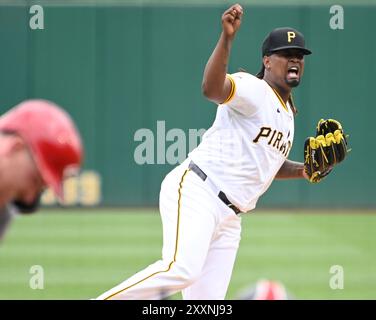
[0,0,375,299]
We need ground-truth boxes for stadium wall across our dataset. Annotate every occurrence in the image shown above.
[0,4,372,207]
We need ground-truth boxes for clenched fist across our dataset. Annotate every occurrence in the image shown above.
[222,4,243,39]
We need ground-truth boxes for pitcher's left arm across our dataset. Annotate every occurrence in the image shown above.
[275,159,308,180]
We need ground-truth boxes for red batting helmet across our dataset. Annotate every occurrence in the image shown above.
[0,99,83,199]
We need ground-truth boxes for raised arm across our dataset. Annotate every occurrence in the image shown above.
[202,4,243,104]
[275,159,310,180]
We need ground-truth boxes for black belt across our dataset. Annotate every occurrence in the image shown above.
[188,161,241,215]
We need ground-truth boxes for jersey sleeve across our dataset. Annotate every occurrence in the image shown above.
[221,72,268,117]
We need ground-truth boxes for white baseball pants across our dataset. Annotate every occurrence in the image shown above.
[97,158,242,300]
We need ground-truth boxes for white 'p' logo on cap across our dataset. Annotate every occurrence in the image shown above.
[287,31,296,42]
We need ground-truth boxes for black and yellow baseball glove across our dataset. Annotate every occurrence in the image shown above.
[304,119,350,183]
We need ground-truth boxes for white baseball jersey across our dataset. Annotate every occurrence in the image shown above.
[189,72,295,212]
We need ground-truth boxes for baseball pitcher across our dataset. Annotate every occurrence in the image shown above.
[97,4,349,300]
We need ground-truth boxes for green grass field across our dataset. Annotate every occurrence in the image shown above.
[0,209,375,300]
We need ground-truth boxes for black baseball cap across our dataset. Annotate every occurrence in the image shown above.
[261,27,312,56]
[256,27,311,79]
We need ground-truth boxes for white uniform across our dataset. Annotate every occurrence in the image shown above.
[97,72,295,300]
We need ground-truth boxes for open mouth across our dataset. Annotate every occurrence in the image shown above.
[287,66,299,79]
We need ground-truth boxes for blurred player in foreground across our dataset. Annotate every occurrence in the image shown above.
[97,3,347,300]
[0,99,83,241]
